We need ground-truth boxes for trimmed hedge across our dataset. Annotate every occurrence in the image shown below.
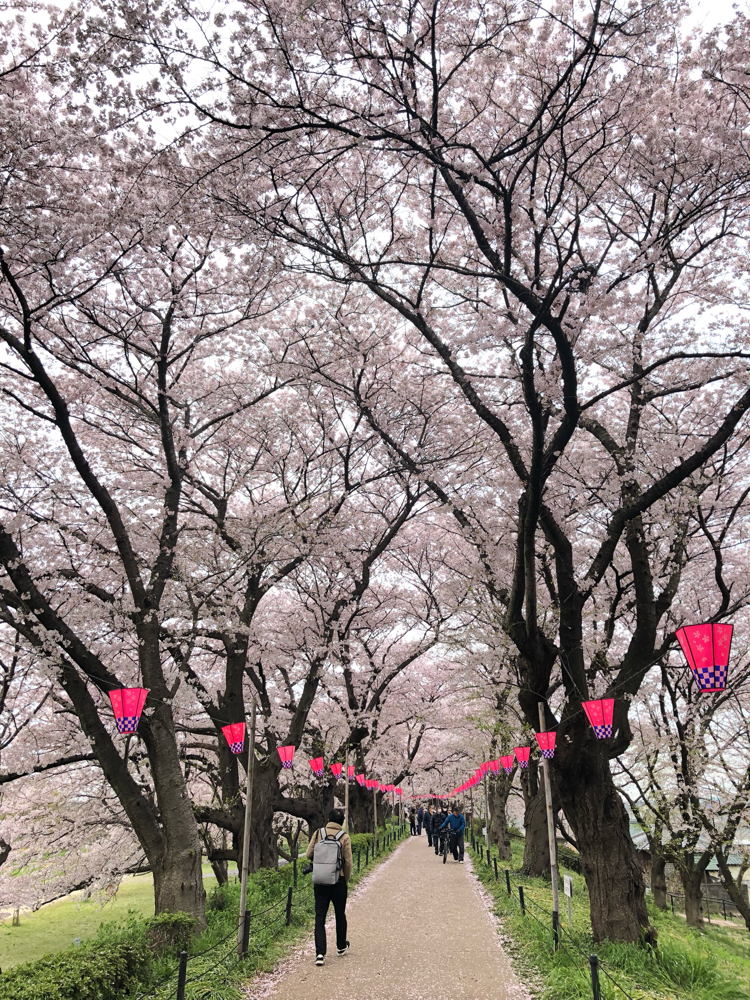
[0,938,150,1000]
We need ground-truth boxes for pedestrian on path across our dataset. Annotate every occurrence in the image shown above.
[409,806,416,835]
[434,805,449,855]
[425,806,434,847]
[306,808,353,966]
[440,805,466,862]
[417,804,424,835]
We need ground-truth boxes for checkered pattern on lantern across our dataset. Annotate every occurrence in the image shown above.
[314,768,325,777]
[228,741,243,754]
[116,716,140,734]
[281,761,293,769]
[518,761,529,769]
[502,765,513,774]
[541,748,555,759]
[694,665,726,691]
[593,724,612,739]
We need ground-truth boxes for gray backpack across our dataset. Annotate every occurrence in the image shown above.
[312,827,345,885]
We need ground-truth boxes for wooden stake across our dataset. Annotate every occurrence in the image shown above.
[538,701,559,943]
[237,698,256,956]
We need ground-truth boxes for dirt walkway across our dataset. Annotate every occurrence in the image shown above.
[245,835,528,1000]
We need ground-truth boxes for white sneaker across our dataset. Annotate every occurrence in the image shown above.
[315,955,325,966]
[337,942,350,956]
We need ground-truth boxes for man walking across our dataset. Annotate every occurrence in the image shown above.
[434,804,449,856]
[425,805,434,847]
[416,804,424,835]
[440,805,466,862]
[306,808,353,966]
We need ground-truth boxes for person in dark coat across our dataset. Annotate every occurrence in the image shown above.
[434,806,449,855]
[409,807,416,835]
[416,804,424,835]
[424,806,434,847]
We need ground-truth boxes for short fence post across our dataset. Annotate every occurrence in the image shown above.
[293,858,297,887]
[589,954,601,1000]
[670,894,674,914]
[242,910,251,955]
[366,844,369,866]
[176,950,188,1000]
[493,858,498,881]
[518,885,526,915]
[357,849,361,873]
[285,886,293,926]
[552,909,559,952]
[505,869,512,895]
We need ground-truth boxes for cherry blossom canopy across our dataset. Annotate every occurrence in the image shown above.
[221,722,245,755]
[278,745,295,769]
[675,622,733,693]
[108,688,148,734]
[583,699,614,739]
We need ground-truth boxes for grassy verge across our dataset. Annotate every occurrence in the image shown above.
[467,839,750,1000]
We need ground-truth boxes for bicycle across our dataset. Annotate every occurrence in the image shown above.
[442,830,455,864]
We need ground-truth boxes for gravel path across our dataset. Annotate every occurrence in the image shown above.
[245,835,528,1000]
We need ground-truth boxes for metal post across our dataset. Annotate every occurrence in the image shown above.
[538,702,560,936]
[518,885,526,915]
[242,910,251,955]
[484,767,491,850]
[372,782,378,846]
[357,848,361,873]
[237,699,257,956]
[494,857,498,881]
[589,954,601,1000]
[293,857,297,887]
[365,844,369,866]
[670,894,674,914]
[176,950,188,1000]
[285,886,293,926]
[552,909,559,952]
[505,869,511,895]
[722,899,727,920]
[344,747,350,832]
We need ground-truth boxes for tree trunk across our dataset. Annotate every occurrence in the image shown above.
[521,761,550,876]
[650,851,668,911]
[488,778,512,861]
[715,848,750,932]
[558,745,649,943]
[345,785,375,834]
[682,871,704,929]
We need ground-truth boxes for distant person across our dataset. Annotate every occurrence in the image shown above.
[425,806,434,847]
[434,805,449,856]
[409,806,417,835]
[307,808,353,966]
[417,804,424,835]
[440,804,466,862]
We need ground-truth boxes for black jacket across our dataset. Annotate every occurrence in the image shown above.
[435,811,449,836]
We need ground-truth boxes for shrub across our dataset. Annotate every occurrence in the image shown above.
[144,911,196,956]
[0,938,150,1000]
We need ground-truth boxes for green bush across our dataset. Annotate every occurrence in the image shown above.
[145,911,196,956]
[0,938,150,1000]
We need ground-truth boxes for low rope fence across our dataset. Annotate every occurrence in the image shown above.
[137,824,407,1000]
[468,836,637,1000]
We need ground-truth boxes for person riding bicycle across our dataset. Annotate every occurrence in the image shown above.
[439,805,466,862]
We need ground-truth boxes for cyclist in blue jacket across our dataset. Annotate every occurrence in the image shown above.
[439,805,466,862]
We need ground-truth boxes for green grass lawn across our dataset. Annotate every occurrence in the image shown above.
[469,838,750,1000]
[0,863,239,969]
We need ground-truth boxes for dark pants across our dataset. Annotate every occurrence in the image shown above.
[417,820,423,835]
[435,832,445,855]
[314,878,348,956]
[427,827,433,847]
[410,819,416,835]
[451,833,465,861]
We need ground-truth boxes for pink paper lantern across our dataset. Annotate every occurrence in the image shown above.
[222,721,246,755]
[330,763,343,779]
[308,756,325,777]
[535,732,556,759]
[348,765,355,780]
[513,746,531,769]
[278,745,295,769]
[675,622,733,693]
[395,788,403,795]
[480,761,490,774]
[356,773,365,786]
[499,754,515,774]
[489,759,500,774]
[108,688,148,734]
[582,699,615,739]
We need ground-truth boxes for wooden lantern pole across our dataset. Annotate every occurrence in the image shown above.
[237,698,256,956]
